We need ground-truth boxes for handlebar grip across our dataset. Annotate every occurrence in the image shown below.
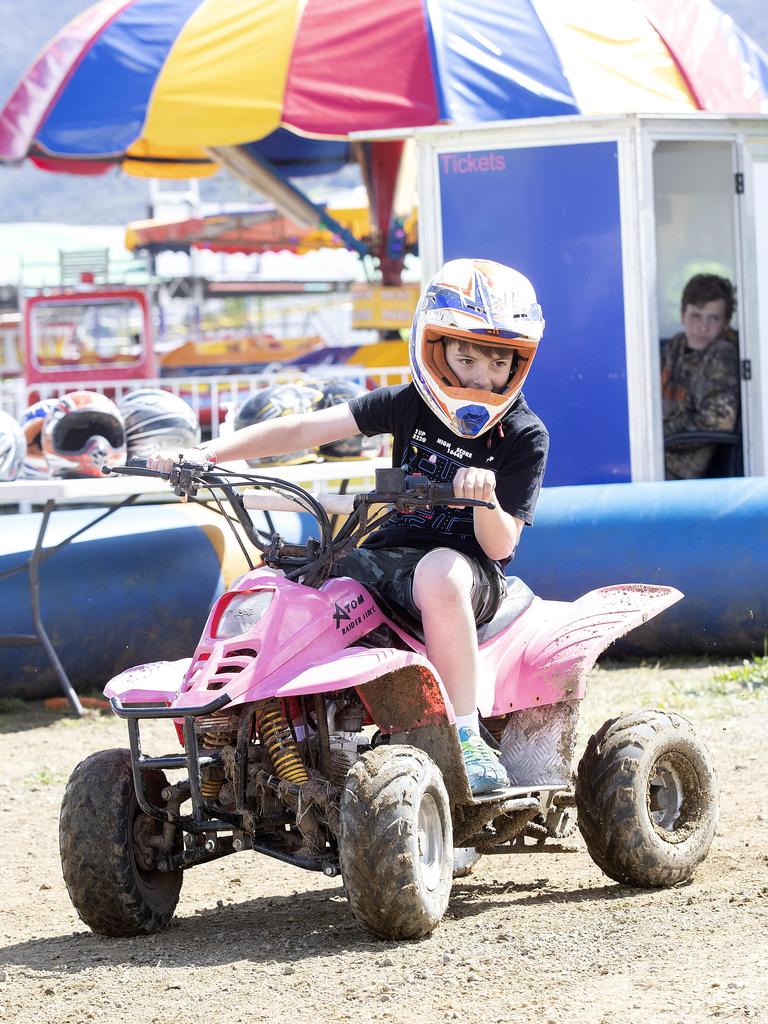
[402,475,455,501]
[103,461,166,479]
[401,475,494,508]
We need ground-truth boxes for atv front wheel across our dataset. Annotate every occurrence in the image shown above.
[339,745,453,939]
[60,748,183,936]
[576,710,718,887]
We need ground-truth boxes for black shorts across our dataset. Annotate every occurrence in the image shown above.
[331,545,507,633]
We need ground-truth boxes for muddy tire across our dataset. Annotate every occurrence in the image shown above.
[452,847,481,879]
[339,745,453,940]
[60,748,183,936]
[576,710,718,887]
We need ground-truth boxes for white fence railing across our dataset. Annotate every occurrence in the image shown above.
[0,377,25,418]
[0,364,411,437]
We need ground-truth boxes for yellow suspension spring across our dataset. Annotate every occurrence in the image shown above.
[198,716,235,799]
[201,772,224,799]
[256,698,309,785]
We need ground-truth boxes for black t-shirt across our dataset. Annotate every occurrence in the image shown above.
[349,383,548,566]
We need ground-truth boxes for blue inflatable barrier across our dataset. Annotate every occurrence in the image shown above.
[512,477,768,656]
[0,504,311,700]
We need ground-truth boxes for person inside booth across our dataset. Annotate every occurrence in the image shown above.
[661,273,742,479]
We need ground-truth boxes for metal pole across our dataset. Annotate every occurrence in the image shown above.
[28,500,84,716]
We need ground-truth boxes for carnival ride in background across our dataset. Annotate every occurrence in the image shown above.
[0,273,414,436]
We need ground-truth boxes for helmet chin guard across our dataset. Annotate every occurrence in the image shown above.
[409,259,544,438]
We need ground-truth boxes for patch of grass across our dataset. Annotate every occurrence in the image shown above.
[579,657,768,742]
[0,697,27,715]
[28,767,68,786]
[713,654,768,690]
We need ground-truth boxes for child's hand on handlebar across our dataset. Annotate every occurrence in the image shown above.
[146,447,213,475]
[452,467,497,503]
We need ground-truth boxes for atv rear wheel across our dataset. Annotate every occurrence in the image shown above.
[576,710,718,887]
[339,745,453,940]
[60,748,183,936]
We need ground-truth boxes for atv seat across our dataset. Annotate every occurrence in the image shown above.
[476,576,534,644]
[377,574,534,646]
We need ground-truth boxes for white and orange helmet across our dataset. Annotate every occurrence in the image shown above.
[409,258,544,438]
[42,390,126,478]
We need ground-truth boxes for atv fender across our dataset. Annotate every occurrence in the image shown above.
[281,650,471,805]
[105,658,192,705]
[270,647,454,734]
[499,584,683,714]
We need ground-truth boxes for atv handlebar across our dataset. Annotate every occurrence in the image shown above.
[105,461,495,586]
[106,461,495,512]
[243,469,494,515]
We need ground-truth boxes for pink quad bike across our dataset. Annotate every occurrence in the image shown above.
[59,463,719,941]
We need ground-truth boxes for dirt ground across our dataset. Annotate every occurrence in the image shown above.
[1,658,766,1024]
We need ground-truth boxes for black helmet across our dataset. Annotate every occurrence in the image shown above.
[233,382,323,465]
[317,379,380,459]
[117,388,201,459]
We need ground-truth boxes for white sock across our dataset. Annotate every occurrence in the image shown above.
[455,711,479,735]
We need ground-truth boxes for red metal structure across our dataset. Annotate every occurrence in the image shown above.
[23,287,156,392]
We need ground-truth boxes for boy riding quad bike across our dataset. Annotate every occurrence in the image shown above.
[59,261,719,941]
[153,258,551,797]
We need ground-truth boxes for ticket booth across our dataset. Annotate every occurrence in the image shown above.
[410,114,768,486]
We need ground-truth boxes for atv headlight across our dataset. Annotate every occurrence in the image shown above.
[214,590,273,638]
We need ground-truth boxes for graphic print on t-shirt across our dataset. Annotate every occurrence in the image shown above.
[397,432,474,541]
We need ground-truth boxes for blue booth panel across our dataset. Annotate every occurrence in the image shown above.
[438,141,629,485]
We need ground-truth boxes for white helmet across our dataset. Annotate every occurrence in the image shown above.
[117,388,201,459]
[409,258,544,438]
[42,390,126,478]
[18,398,57,479]
[0,409,25,481]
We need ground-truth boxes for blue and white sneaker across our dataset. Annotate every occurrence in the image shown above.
[458,727,510,795]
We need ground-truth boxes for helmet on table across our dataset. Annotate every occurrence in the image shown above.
[409,258,544,438]
[317,378,380,459]
[18,398,57,479]
[233,382,323,466]
[117,388,201,459]
[42,390,126,478]
[0,409,25,481]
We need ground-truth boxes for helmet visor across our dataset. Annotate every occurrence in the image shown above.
[52,411,124,454]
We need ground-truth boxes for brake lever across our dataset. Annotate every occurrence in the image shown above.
[102,464,169,480]
[366,492,495,513]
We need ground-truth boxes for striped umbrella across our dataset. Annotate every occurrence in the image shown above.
[1,0,766,271]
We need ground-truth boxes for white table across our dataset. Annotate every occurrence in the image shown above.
[0,457,392,714]
[0,456,392,507]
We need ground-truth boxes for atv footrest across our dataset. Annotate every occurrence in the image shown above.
[470,783,566,806]
[135,752,218,771]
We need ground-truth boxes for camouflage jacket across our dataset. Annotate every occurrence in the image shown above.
[661,332,740,480]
